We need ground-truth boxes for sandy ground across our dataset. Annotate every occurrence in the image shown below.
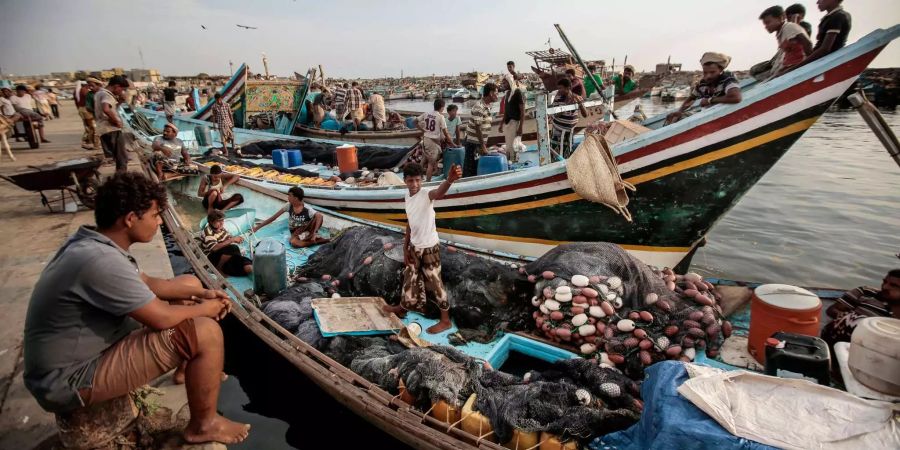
[0,101,174,448]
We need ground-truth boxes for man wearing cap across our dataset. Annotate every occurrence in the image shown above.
[7,85,50,143]
[151,122,193,180]
[94,75,130,172]
[666,52,742,124]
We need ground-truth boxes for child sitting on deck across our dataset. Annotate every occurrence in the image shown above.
[383,162,462,334]
[198,210,253,276]
[252,186,329,248]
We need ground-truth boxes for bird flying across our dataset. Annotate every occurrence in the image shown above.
[201,25,206,30]
[236,24,257,30]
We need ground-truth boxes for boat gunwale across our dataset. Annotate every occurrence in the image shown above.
[140,154,505,450]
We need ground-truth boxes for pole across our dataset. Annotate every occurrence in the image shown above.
[554,24,603,98]
[262,53,270,79]
[849,92,900,169]
[536,92,551,166]
[229,60,234,76]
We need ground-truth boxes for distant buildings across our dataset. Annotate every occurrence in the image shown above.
[656,63,683,76]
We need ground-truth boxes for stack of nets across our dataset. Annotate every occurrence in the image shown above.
[294,227,532,338]
[524,243,732,378]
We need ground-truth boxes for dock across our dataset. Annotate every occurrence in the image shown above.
[0,101,207,449]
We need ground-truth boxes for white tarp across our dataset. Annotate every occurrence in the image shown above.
[677,364,900,449]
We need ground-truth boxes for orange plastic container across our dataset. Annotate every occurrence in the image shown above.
[748,284,822,364]
[336,144,359,174]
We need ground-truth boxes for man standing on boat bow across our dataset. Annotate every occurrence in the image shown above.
[383,162,462,334]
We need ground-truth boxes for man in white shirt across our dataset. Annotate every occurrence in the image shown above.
[6,86,50,143]
[382,161,462,334]
[415,98,455,181]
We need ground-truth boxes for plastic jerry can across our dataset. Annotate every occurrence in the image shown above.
[443,147,465,178]
[477,153,509,175]
[253,238,286,297]
[764,331,830,385]
[272,149,289,168]
[286,149,302,167]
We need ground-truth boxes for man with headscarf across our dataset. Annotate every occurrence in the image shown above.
[151,122,193,180]
[666,52,742,124]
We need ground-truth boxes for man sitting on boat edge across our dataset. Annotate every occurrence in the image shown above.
[666,52,742,124]
[821,269,900,348]
[23,172,250,444]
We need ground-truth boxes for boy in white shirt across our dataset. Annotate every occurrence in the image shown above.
[416,99,455,181]
[383,162,462,333]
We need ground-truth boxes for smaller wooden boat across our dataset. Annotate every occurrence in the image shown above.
[294,124,423,146]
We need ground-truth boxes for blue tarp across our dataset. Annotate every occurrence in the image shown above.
[588,361,777,450]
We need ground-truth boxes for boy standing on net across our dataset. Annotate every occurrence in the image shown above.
[384,162,461,334]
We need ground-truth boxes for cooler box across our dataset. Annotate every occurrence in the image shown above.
[272,149,289,168]
[286,149,302,167]
[748,284,822,364]
[253,238,286,297]
[443,147,465,178]
[321,119,340,130]
[405,117,417,129]
[477,154,509,175]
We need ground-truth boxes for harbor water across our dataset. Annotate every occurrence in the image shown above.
[193,98,899,449]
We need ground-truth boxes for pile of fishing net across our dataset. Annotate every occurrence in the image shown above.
[238,139,413,170]
[524,243,732,378]
[293,227,533,338]
[262,293,644,444]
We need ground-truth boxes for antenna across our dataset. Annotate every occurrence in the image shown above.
[138,46,146,69]
[229,60,234,76]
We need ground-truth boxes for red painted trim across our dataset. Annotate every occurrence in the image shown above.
[617,49,879,164]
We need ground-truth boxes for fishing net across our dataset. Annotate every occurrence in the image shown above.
[524,243,732,378]
[294,227,532,339]
[237,139,413,170]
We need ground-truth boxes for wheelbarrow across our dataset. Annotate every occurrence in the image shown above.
[0,157,102,212]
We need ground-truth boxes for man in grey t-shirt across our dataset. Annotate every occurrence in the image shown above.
[93,75,129,173]
[24,172,250,444]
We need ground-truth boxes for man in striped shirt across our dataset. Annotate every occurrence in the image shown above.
[331,83,349,121]
[197,210,253,276]
[550,78,587,158]
[463,82,498,177]
[211,93,235,156]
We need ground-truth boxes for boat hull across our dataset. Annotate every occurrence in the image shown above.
[294,124,423,146]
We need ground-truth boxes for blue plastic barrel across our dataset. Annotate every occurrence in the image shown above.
[286,149,302,167]
[272,149,289,168]
[443,147,465,178]
[405,117,417,129]
[194,125,212,147]
[477,154,509,175]
[253,238,287,297]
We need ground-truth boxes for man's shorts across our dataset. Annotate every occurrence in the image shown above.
[78,320,198,406]
[423,138,442,164]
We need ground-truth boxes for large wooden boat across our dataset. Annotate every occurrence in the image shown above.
[293,123,424,146]
[142,152,847,450]
[136,26,900,270]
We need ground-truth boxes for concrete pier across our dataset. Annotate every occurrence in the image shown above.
[0,101,196,448]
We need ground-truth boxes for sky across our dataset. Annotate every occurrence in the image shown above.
[1,0,898,78]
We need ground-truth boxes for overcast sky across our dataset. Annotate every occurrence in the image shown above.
[1,0,898,78]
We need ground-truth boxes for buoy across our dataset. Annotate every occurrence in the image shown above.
[571,275,589,287]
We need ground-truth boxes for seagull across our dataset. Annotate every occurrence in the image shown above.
[201,25,206,30]
[236,24,257,30]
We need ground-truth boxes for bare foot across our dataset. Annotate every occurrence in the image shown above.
[426,320,452,334]
[382,304,406,318]
[184,414,250,444]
